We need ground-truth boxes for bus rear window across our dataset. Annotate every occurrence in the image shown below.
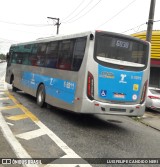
[94,33,148,69]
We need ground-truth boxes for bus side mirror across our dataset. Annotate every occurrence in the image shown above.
[90,34,94,40]
[6,53,10,62]
[6,53,9,60]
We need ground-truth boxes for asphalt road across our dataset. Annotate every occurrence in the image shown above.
[1,62,160,167]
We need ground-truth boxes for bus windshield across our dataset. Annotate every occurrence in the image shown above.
[94,32,148,69]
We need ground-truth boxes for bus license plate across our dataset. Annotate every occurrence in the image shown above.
[114,93,125,99]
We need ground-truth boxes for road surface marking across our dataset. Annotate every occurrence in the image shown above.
[0,105,18,110]
[7,93,39,122]
[16,129,46,140]
[0,97,10,100]
[0,112,38,167]
[0,81,92,167]
[0,92,5,94]
[6,114,29,121]
[0,89,7,91]
[9,92,92,167]
[36,121,80,157]
[7,122,14,126]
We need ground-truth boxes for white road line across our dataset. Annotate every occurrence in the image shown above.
[0,73,5,81]
[16,129,47,140]
[0,89,7,91]
[1,110,92,167]
[36,121,92,167]
[7,122,14,126]
[0,112,38,167]
[36,121,79,158]
[0,79,92,167]
[0,97,10,100]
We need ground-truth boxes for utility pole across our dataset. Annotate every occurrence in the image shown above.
[47,17,61,35]
[146,0,156,42]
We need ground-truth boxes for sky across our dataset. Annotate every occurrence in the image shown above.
[0,0,160,54]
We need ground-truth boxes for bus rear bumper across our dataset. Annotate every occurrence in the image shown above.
[81,99,145,117]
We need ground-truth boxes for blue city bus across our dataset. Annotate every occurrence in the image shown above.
[5,30,150,116]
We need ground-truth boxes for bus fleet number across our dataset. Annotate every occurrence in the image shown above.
[116,40,129,49]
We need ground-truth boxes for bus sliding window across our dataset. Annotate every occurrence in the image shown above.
[46,42,59,68]
[36,43,47,67]
[72,37,86,71]
[57,40,73,70]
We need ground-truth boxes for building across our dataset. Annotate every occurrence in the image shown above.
[132,30,160,88]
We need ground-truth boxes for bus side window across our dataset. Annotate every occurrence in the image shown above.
[29,44,38,66]
[16,53,23,64]
[22,53,29,65]
[46,42,59,68]
[11,53,18,64]
[36,43,47,67]
[57,40,74,70]
[72,37,86,71]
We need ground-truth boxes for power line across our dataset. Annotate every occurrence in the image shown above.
[0,20,52,27]
[62,0,93,23]
[153,19,160,23]
[121,19,160,34]
[61,0,85,22]
[96,0,136,28]
[64,0,102,23]
[121,23,146,34]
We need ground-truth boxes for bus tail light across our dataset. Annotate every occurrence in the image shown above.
[87,72,94,100]
[140,80,148,104]
[148,96,160,99]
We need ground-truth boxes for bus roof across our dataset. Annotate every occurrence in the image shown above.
[11,30,94,47]
[10,30,149,48]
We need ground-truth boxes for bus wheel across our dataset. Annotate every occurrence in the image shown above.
[11,76,18,92]
[12,85,18,92]
[37,84,46,108]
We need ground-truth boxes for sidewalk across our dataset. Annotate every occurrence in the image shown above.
[140,110,160,131]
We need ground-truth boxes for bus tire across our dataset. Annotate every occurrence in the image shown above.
[11,75,18,92]
[37,84,46,108]
[12,85,18,92]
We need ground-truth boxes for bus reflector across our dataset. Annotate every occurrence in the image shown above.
[87,72,94,100]
[95,103,99,106]
[75,97,80,100]
[140,80,148,104]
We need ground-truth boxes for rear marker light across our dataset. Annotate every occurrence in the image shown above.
[75,97,80,100]
[95,103,99,106]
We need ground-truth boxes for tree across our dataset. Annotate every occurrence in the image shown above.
[0,53,6,60]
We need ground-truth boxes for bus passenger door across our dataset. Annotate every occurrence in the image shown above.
[5,52,12,84]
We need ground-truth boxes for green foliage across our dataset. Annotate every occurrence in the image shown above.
[0,54,6,60]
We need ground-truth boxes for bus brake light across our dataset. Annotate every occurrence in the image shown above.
[87,72,94,100]
[148,96,160,99]
[140,80,148,104]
